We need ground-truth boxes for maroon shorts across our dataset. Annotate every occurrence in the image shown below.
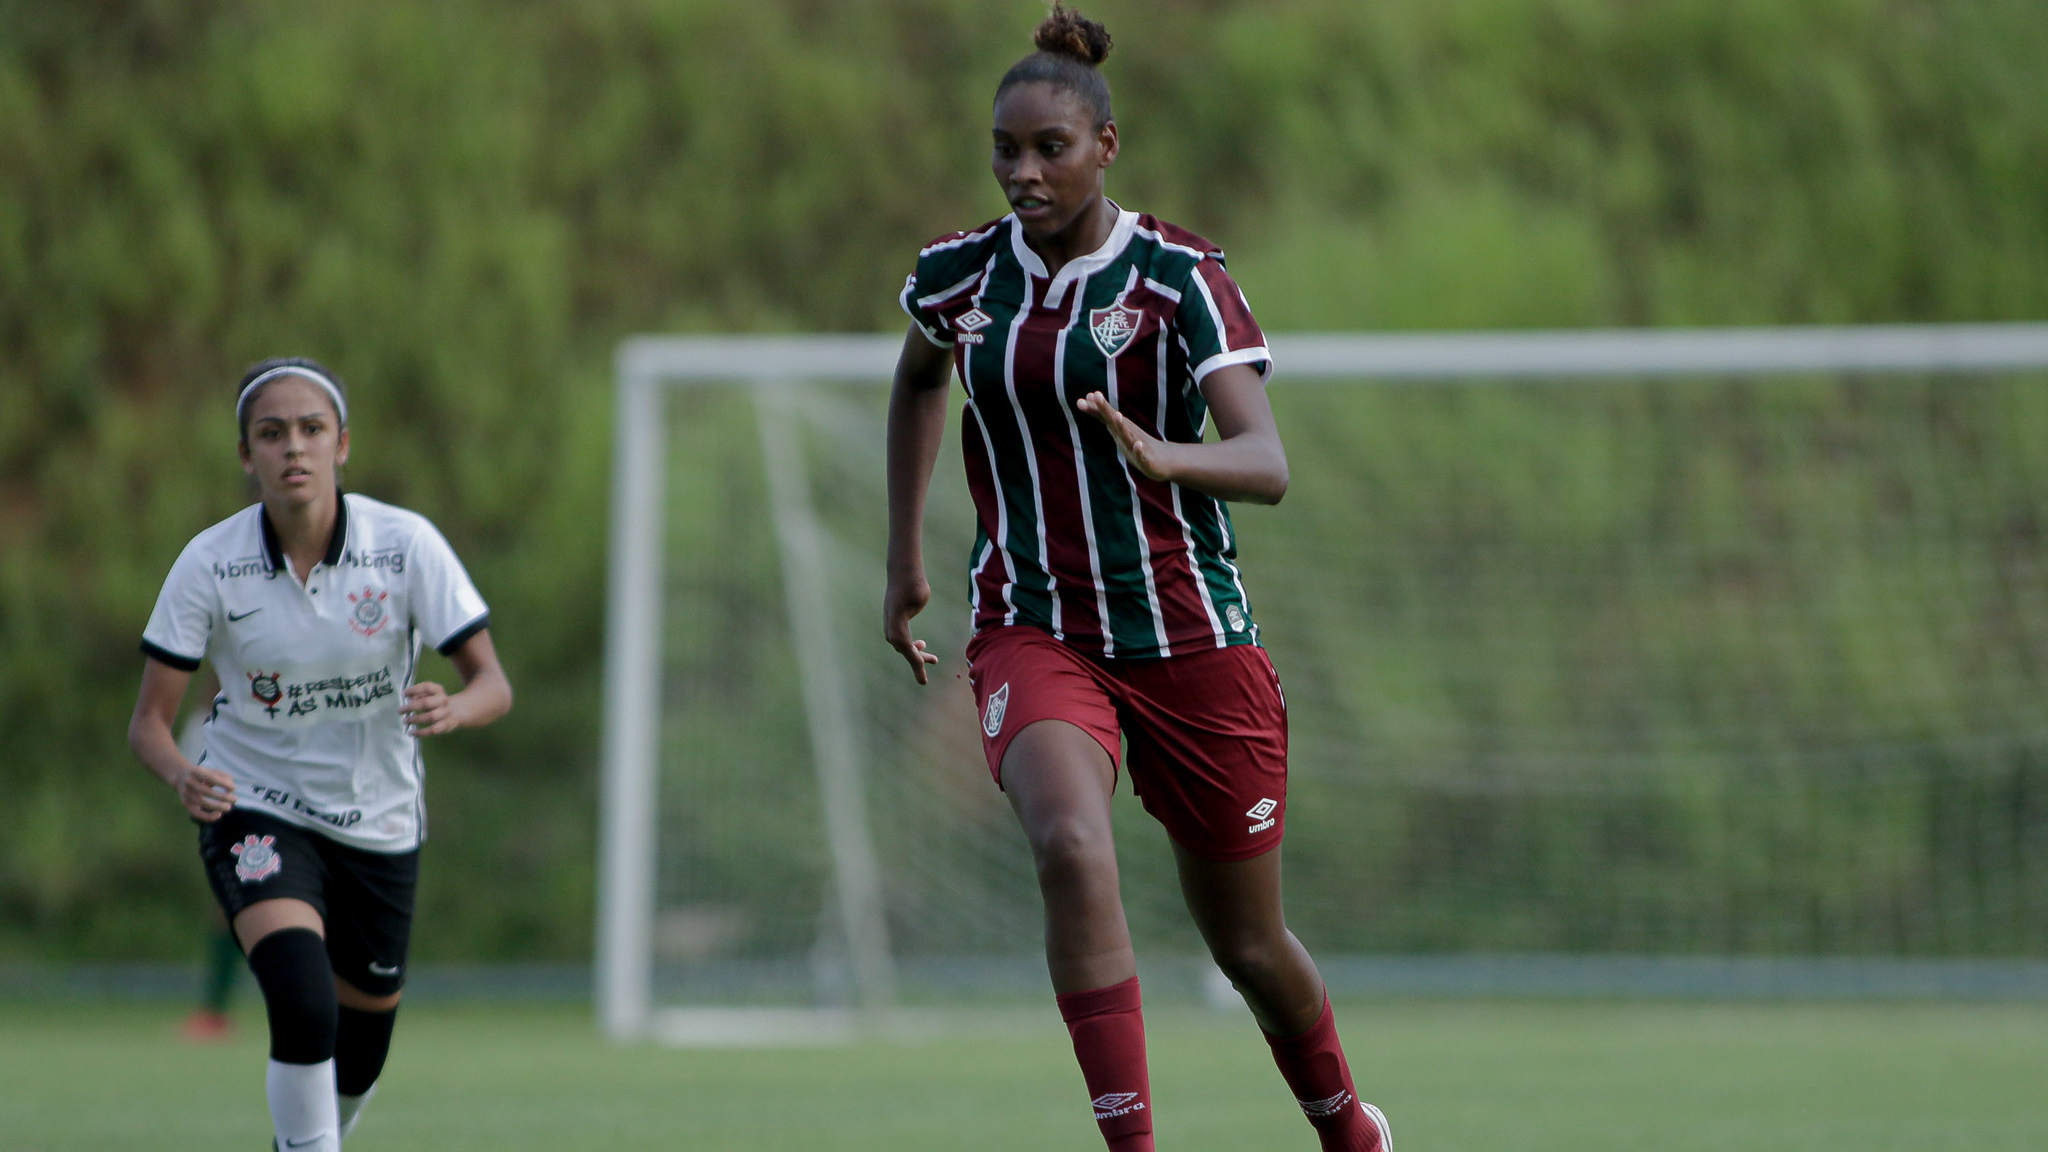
[964,624,1289,862]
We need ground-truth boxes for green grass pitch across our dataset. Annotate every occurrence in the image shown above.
[3,999,2044,1150]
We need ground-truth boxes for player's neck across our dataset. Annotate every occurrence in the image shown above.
[1026,196,1117,277]
[263,490,339,583]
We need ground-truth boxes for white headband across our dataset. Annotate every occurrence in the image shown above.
[236,366,349,430]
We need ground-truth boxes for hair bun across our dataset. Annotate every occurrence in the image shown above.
[1033,2,1111,67]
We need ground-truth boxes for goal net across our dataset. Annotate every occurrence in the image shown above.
[599,327,2048,1041]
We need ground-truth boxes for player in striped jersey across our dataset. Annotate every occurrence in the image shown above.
[884,7,1388,1151]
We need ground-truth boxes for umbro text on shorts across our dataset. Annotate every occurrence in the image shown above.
[198,806,419,996]
[966,623,1289,862]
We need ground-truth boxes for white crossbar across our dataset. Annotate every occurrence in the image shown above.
[617,324,2048,385]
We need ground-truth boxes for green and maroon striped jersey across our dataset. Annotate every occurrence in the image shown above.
[900,205,1273,658]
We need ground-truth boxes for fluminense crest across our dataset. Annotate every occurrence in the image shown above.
[1088,304,1143,358]
[983,682,1010,738]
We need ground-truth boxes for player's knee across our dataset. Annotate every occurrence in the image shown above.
[1025,817,1113,881]
[246,926,339,1063]
[1207,934,1287,988]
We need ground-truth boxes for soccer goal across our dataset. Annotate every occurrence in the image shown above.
[599,324,2048,1043]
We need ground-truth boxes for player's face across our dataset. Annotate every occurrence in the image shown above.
[992,82,1119,242]
[238,376,349,507]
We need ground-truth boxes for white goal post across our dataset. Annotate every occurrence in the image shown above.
[597,323,2048,1042]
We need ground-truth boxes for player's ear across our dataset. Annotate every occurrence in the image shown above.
[1097,118,1118,167]
[238,439,254,475]
[335,426,350,468]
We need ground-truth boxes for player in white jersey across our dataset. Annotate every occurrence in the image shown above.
[127,358,512,1152]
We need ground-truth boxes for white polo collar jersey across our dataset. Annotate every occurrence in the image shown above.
[142,493,489,852]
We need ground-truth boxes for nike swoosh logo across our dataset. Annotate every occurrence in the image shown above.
[227,608,262,621]
[284,1138,323,1148]
[368,962,402,976]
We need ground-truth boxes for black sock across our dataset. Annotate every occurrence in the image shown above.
[244,927,337,1064]
[335,1004,398,1097]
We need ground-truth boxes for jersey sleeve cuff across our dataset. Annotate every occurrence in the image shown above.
[899,275,957,349]
[435,612,491,656]
[140,639,202,672]
[1192,345,1274,386]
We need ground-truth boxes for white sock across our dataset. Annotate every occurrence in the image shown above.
[265,1058,340,1151]
[337,1083,376,1140]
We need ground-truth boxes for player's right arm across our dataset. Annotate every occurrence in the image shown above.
[883,322,954,684]
[133,536,234,820]
[129,659,235,821]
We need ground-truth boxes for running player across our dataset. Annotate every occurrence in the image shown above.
[883,7,1388,1151]
[128,358,512,1152]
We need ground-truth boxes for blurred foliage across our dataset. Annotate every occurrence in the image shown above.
[1,0,2045,960]
[1250,377,2048,955]
[665,375,2048,971]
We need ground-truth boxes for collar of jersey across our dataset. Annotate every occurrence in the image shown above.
[260,490,350,575]
[1009,202,1139,308]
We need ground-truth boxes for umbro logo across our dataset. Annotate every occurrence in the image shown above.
[1091,1092,1146,1119]
[953,308,993,333]
[1298,1090,1353,1117]
[1247,797,1278,835]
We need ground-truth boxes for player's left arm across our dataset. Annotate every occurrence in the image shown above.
[1077,363,1289,504]
[401,629,513,737]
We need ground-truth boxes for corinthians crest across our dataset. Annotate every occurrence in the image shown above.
[231,834,282,882]
[248,669,284,717]
[1088,304,1143,358]
[348,586,389,637]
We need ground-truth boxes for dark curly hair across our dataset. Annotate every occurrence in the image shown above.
[995,3,1113,128]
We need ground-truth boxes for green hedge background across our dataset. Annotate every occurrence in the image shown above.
[3,0,2045,960]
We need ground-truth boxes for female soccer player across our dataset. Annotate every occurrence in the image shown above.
[128,359,512,1151]
[883,7,1388,1151]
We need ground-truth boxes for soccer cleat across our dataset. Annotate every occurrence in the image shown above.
[1359,1100,1393,1150]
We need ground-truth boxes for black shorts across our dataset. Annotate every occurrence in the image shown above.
[198,807,420,997]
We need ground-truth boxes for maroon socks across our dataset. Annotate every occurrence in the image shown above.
[1056,976,1155,1152]
[1057,980,1382,1152]
[1263,996,1384,1152]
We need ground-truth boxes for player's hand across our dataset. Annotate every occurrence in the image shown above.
[173,763,236,822]
[1077,391,1174,481]
[883,570,941,685]
[402,681,461,736]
